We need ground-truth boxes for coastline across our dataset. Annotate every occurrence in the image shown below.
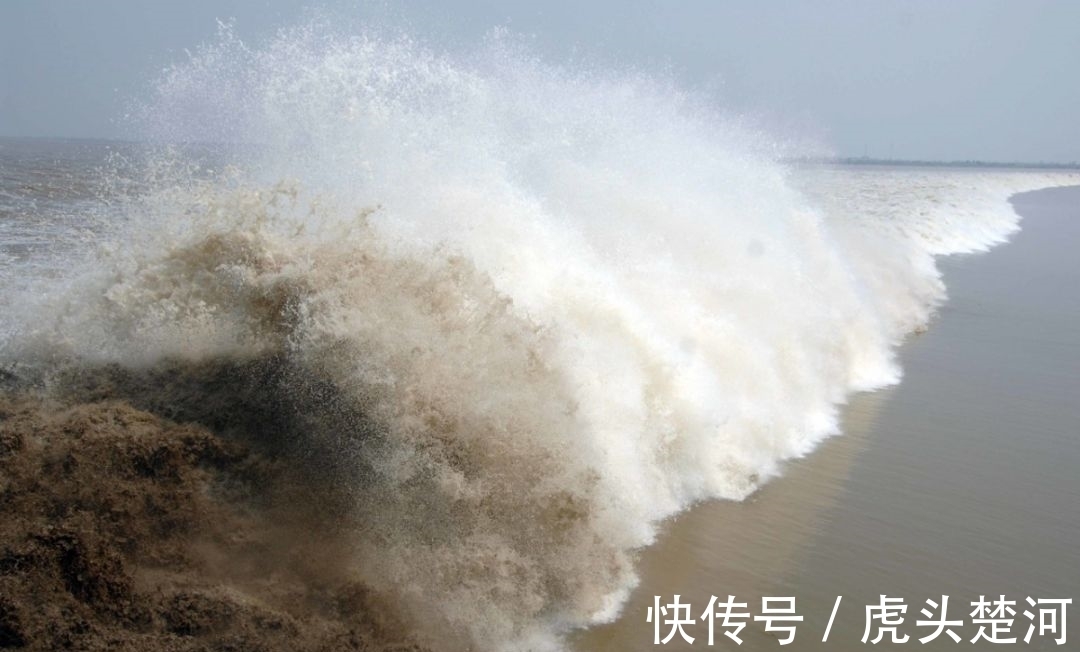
[576,185,1080,651]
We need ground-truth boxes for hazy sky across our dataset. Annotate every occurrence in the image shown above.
[2,0,1078,162]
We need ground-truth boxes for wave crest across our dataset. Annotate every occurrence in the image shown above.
[2,23,1077,652]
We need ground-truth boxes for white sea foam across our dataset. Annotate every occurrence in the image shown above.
[1,24,1077,652]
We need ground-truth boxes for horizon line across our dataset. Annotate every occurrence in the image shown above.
[3,135,1078,171]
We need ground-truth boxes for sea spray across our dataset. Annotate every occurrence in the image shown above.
[1,23,1077,652]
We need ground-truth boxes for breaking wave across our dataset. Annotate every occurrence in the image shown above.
[1,22,1077,652]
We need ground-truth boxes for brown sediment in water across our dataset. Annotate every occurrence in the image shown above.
[0,393,425,652]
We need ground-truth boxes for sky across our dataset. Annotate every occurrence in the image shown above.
[1,0,1078,162]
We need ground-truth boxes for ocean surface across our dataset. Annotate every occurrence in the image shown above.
[1,27,1078,652]
[576,186,1080,651]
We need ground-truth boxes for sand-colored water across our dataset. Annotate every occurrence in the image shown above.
[3,136,1077,650]
[577,185,1080,651]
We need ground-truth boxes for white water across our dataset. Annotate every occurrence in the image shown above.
[1,24,1076,652]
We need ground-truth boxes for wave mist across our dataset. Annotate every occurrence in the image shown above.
[2,22,1076,652]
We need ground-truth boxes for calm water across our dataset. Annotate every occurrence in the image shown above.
[577,186,1080,651]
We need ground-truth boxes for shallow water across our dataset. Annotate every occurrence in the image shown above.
[576,186,1080,651]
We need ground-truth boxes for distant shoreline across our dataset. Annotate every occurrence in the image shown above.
[4,136,1079,172]
[790,156,1080,171]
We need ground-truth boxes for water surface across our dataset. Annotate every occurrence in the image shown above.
[577,186,1080,651]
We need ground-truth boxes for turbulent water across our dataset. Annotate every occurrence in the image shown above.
[1,25,1077,652]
